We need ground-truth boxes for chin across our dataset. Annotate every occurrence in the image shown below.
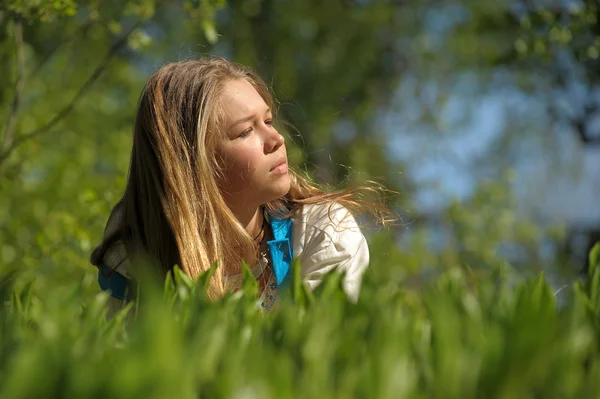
[266,179,291,202]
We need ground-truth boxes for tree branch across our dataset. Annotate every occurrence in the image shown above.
[27,12,95,82]
[2,20,25,153]
[0,19,143,166]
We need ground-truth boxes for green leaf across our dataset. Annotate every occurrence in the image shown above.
[590,242,600,277]
[241,260,258,297]
[203,21,218,44]
[290,258,314,309]
[311,269,345,302]
[197,261,218,292]
[172,265,195,301]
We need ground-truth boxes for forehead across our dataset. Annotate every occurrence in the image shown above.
[220,79,268,122]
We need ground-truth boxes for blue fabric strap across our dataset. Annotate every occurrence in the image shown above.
[97,264,131,301]
[267,215,293,288]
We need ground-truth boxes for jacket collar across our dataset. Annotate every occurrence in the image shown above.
[266,213,293,287]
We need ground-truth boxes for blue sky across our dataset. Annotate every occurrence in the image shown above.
[383,70,600,229]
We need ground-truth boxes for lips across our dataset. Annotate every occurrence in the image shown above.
[269,158,287,172]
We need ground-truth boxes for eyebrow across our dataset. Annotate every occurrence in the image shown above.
[229,107,271,130]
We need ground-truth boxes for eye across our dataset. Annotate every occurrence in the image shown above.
[238,128,252,139]
[265,119,273,126]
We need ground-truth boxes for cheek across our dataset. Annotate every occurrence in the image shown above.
[221,143,263,182]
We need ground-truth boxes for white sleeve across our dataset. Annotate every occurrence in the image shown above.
[298,204,370,302]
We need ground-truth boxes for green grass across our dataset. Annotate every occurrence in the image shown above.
[0,244,599,399]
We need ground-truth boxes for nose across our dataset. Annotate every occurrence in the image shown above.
[263,128,285,154]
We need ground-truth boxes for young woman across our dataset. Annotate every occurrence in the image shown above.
[90,56,394,317]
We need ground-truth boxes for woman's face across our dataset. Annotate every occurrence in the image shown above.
[216,79,290,210]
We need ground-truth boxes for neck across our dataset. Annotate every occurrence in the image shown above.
[229,204,263,238]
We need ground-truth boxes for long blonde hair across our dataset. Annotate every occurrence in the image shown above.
[90,56,396,299]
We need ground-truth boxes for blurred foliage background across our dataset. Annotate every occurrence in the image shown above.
[2,0,600,397]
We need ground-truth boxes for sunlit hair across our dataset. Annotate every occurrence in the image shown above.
[90,56,396,300]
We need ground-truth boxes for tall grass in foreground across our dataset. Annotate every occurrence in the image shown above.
[1,244,599,399]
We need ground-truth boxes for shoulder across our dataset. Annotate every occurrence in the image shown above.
[97,203,133,279]
[291,202,370,302]
[291,202,367,262]
[101,240,132,279]
[295,202,359,237]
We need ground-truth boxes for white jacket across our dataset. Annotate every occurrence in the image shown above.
[291,203,369,302]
